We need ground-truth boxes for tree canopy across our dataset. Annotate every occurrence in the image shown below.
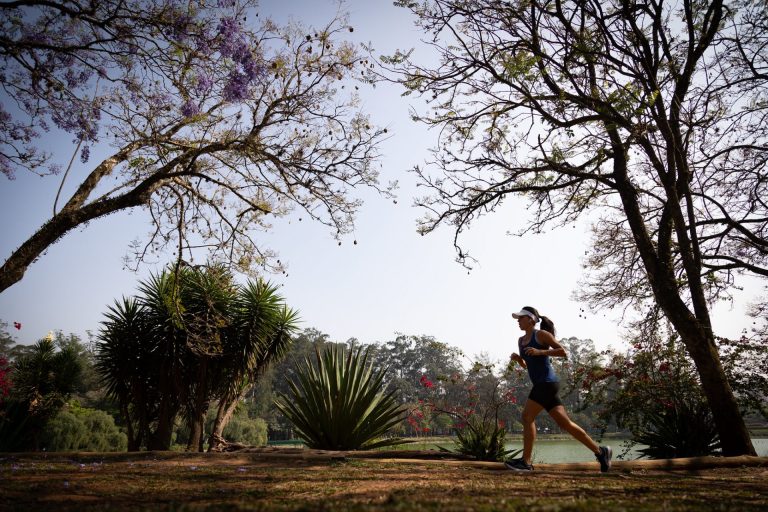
[95,263,298,451]
[0,0,392,292]
[384,0,766,455]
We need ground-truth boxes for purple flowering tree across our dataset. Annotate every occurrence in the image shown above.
[0,0,392,292]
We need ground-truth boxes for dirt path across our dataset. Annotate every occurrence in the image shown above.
[1,450,766,511]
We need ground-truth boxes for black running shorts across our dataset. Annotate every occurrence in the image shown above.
[528,382,563,411]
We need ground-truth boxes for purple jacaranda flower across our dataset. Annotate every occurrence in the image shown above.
[181,99,200,118]
[20,27,50,45]
[242,56,266,82]
[148,92,174,110]
[222,70,249,102]
[168,14,193,42]
[80,145,90,163]
[218,17,245,59]
[195,72,213,95]
[0,155,13,180]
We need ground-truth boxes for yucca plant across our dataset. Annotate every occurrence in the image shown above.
[634,398,720,459]
[96,263,298,451]
[275,345,406,450]
[451,416,520,461]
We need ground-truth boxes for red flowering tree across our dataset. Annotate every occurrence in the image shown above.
[417,360,520,461]
[0,357,11,404]
[577,314,721,458]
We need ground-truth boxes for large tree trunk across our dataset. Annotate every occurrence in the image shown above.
[655,283,756,456]
[148,398,176,450]
[186,361,211,452]
[0,184,150,293]
[612,141,756,457]
[207,390,247,452]
[0,142,173,294]
[121,402,140,452]
[186,406,208,452]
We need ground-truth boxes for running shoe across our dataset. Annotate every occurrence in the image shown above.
[596,445,612,473]
[504,458,533,471]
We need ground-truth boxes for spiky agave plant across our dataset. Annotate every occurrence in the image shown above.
[276,345,405,450]
[634,398,721,459]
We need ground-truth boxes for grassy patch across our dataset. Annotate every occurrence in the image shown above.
[0,453,766,511]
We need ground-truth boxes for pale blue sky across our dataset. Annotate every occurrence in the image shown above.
[0,0,762,362]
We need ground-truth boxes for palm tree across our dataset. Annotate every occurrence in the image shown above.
[208,291,300,451]
[137,269,189,450]
[95,297,160,451]
[178,265,237,451]
[95,263,299,451]
[0,337,82,451]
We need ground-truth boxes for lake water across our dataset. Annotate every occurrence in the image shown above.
[512,438,768,463]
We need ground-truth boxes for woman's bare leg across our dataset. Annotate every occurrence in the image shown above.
[521,399,545,464]
[547,405,599,454]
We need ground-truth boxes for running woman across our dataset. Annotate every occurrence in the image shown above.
[505,306,612,472]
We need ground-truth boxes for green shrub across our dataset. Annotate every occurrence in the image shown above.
[450,416,519,461]
[634,398,720,459]
[175,406,268,448]
[41,407,127,452]
[276,345,406,450]
[223,415,268,446]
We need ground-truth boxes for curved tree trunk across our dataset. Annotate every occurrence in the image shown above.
[612,140,756,457]
[0,142,179,294]
[677,325,754,456]
[207,390,246,452]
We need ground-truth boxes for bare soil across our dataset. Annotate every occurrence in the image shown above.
[1,449,766,511]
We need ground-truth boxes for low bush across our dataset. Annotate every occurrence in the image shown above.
[41,406,127,451]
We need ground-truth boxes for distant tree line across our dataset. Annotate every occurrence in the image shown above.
[1,311,765,455]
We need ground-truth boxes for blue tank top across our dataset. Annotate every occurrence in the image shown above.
[519,330,559,384]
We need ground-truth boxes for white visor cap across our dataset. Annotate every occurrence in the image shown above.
[511,309,538,321]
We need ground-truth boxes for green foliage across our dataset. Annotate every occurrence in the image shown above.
[41,406,127,452]
[500,51,539,81]
[370,334,465,417]
[95,263,298,451]
[222,413,268,447]
[451,416,520,461]
[176,405,268,448]
[578,321,722,459]
[262,328,333,439]
[717,332,768,421]
[633,399,719,459]
[11,338,82,402]
[275,345,406,450]
[0,320,17,361]
[0,337,83,451]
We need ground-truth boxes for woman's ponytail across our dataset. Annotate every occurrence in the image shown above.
[540,315,556,336]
